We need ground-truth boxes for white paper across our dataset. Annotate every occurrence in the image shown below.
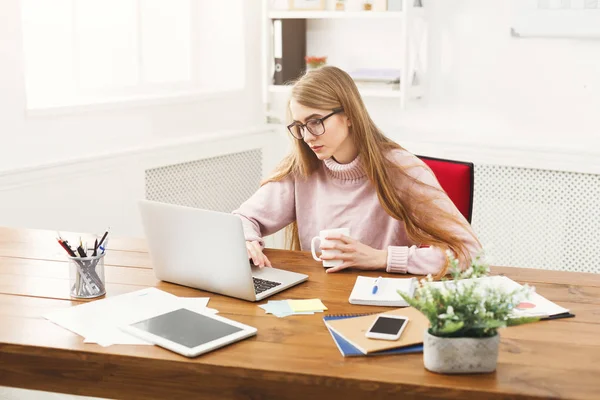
[426,276,569,318]
[45,288,213,346]
[173,296,210,313]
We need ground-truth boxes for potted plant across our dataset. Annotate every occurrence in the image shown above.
[398,251,538,374]
[305,56,327,71]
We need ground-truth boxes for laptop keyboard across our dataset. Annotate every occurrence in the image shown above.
[253,277,282,295]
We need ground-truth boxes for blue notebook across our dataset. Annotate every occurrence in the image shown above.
[323,314,423,357]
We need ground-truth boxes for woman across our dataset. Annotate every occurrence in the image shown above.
[233,66,480,276]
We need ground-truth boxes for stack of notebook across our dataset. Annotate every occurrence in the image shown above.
[323,307,428,357]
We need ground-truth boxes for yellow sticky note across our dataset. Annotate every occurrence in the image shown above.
[288,299,328,313]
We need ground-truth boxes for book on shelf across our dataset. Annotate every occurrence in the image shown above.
[349,68,401,83]
[354,81,400,91]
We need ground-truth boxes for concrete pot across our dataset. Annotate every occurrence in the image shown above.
[423,330,499,374]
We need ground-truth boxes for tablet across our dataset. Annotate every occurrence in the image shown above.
[121,308,257,357]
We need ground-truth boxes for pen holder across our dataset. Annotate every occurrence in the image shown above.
[68,253,106,299]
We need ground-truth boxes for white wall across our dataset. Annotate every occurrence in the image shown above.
[2,0,599,236]
[0,128,279,237]
[0,0,263,172]
[389,0,600,173]
[0,0,272,236]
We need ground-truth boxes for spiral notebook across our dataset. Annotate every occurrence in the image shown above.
[323,313,423,357]
[348,276,417,306]
[324,307,428,355]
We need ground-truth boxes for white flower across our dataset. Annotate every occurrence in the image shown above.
[446,306,455,315]
[439,287,449,299]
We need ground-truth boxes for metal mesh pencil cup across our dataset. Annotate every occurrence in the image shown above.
[68,253,106,299]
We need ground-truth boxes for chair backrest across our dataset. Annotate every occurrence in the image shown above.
[416,155,474,223]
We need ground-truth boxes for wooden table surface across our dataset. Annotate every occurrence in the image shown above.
[0,226,599,400]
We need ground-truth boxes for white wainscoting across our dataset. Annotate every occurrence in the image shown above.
[1,126,597,272]
[0,127,287,245]
[389,134,600,274]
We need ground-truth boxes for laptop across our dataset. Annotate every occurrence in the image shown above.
[138,200,308,301]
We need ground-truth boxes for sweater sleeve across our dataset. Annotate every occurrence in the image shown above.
[386,155,481,275]
[231,177,296,248]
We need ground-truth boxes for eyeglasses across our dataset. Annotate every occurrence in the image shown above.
[287,107,344,140]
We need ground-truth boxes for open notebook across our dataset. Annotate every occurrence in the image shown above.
[348,276,416,307]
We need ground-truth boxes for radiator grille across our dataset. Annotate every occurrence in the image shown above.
[472,164,600,273]
[145,149,262,213]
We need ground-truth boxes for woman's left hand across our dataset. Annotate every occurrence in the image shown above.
[319,233,388,273]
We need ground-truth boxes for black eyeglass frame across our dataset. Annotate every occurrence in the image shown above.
[287,107,344,140]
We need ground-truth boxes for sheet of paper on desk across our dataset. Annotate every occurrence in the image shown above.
[427,276,570,318]
[45,288,211,346]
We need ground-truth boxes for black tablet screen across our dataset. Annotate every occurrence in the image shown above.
[130,308,243,348]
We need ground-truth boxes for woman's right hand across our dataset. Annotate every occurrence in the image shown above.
[246,240,272,268]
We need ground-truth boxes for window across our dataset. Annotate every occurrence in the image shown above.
[20,0,245,110]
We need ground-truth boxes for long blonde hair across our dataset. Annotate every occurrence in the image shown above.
[263,66,476,276]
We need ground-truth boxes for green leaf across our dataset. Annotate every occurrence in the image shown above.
[471,320,506,330]
[437,320,464,334]
[507,316,540,326]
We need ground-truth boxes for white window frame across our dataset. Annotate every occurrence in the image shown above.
[20,0,245,116]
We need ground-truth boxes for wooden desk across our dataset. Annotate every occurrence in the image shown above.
[0,226,599,400]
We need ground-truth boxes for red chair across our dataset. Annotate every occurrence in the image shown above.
[417,155,474,223]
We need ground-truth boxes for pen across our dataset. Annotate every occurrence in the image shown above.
[76,244,87,258]
[57,239,77,257]
[372,276,382,294]
[96,228,110,252]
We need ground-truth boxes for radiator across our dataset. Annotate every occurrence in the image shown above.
[472,164,600,274]
[146,153,599,273]
[145,149,263,213]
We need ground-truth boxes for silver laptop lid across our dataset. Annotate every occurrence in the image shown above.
[139,200,256,301]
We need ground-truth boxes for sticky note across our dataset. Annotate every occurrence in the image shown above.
[288,299,328,312]
[259,300,293,315]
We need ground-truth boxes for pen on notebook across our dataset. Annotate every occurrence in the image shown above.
[372,276,382,294]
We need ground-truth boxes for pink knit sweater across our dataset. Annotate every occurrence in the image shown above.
[233,149,481,275]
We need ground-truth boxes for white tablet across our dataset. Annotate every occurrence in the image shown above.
[121,308,257,357]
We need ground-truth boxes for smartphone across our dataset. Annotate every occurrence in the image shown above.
[365,315,409,341]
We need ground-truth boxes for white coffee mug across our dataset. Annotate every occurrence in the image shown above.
[310,228,350,268]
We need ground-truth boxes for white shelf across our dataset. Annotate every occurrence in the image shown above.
[268,11,403,19]
[262,0,427,115]
[268,85,293,94]
[359,88,402,98]
[269,84,402,99]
